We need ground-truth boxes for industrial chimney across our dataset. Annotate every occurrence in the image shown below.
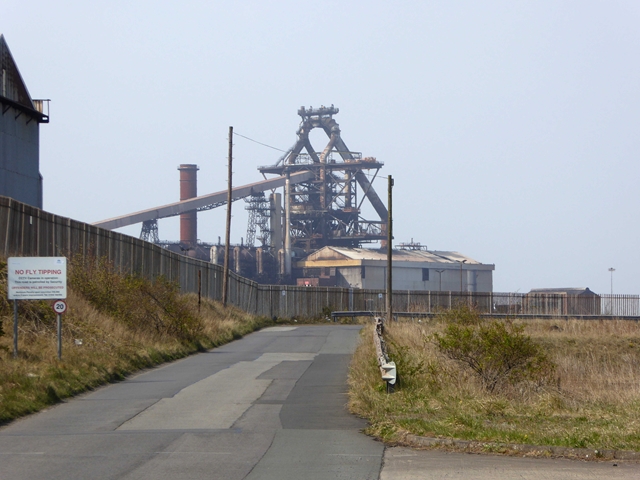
[178,164,199,250]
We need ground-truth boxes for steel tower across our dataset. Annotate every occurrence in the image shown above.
[259,106,388,253]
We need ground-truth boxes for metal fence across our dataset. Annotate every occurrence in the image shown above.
[376,290,640,318]
[1,196,637,319]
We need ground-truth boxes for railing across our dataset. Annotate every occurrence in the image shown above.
[300,290,639,319]
[32,99,50,117]
[0,196,637,319]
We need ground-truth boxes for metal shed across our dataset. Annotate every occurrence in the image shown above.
[526,288,601,315]
[0,34,49,209]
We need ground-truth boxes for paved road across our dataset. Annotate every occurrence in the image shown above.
[1,325,638,479]
[382,447,639,479]
[0,326,382,479]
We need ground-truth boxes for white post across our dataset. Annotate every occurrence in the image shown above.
[284,172,292,276]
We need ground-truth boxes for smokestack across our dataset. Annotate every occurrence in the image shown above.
[178,164,199,248]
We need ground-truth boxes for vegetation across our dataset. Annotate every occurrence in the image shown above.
[432,308,555,393]
[0,257,272,425]
[349,306,640,452]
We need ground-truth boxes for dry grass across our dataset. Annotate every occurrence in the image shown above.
[528,319,640,405]
[0,259,271,425]
[348,316,640,451]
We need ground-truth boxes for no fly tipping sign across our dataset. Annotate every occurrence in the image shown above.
[8,257,67,300]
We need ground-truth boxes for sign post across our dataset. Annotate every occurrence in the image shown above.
[7,257,67,359]
[53,300,67,360]
[13,300,18,359]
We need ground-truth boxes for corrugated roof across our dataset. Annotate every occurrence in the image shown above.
[0,34,34,109]
[304,246,484,265]
[529,288,596,295]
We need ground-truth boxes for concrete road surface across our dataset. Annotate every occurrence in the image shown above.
[1,325,638,479]
[0,325,382,480]
[382,447,639,479]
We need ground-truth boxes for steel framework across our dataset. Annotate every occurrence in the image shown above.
[259,106,387,252]
[245,192,271,247]
[140,219,160,243]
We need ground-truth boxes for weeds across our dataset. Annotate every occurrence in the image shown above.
[69,256,202,341]
[348,307,640,452]
[433,313,554,393]
[386,337,425,389]
[0,255,272,425]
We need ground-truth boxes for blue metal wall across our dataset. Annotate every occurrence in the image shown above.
[0,104,42,208]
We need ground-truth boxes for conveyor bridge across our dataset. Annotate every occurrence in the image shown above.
[93,171,314,230]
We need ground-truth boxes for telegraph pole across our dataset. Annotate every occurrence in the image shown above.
[386,175,393,323]
[222,127,233,307]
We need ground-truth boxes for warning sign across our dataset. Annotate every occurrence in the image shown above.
[7,257,67,300]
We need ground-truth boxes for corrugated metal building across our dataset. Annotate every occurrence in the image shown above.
[294,246,494,292]
[0,34,49,208]
[526,287,601,315]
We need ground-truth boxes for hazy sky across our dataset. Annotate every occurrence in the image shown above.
[3,1,639,294]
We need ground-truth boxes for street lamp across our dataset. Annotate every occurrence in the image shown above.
[459,260,467,292]
[609,267,615,296]
[436,269,445,292]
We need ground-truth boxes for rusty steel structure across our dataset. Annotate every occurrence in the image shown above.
[259,105,388,253]
[178,164,199,247]
[94,106,389,279]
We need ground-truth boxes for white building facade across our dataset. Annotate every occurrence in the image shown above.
[294,246,494,292]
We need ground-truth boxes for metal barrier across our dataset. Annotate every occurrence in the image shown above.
[373,317,396,393]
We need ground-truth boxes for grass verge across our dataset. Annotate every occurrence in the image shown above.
[0,257,273,425]
[348,308,640,454]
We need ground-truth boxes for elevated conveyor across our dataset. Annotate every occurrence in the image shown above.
[93,171,314,230]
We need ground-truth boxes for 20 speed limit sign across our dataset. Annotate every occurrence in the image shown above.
[53,300,67,315]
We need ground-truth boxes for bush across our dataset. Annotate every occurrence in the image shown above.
[433,307,554,393]
[69,256,202,341]
[437,304,483,326]
[386,336,425,389]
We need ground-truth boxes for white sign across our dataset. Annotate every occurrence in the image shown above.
[53,300,67,315]
[8,257,67,300]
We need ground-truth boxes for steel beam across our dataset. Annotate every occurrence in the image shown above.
[93,171,314,230]
[331,135,389,221]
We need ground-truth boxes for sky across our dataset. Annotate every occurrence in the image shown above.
[2,1,639,295]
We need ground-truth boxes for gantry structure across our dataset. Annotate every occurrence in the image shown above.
[94,106,387,262]
[258,106,388,253]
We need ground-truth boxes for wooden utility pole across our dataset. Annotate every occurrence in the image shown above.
[222,126,233,307]
[198,270,202,312]
[386,175,393,323]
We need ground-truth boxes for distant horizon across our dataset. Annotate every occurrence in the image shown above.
[2,0,638,295]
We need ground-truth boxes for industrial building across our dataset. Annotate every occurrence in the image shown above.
[94,106,495,291]
[0,35,49,208]
[294,245,494,291]
[526,288,600,315]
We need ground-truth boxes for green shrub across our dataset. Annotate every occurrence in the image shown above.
[437,304,483,326]
[69,255,202,341]
[433,308,554,393]
[386,336,425,389]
